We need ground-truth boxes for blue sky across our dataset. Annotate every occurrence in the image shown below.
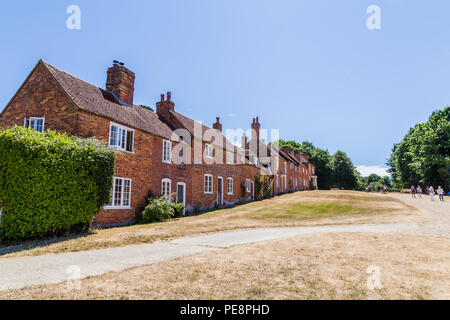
[0,0,449,176]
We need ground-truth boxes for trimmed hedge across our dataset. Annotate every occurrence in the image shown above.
[0,127,115,240]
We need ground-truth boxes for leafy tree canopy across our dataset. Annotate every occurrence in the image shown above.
[388,107,449,190]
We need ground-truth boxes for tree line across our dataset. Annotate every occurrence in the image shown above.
[387,107,449,191]
[270,140,386,190]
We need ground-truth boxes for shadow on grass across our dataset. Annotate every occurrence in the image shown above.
[0,231,95,257]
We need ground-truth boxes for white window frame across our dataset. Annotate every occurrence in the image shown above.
[227,178,234,195]
[162,140,172,163]
[226,152,234,165]
[246,179,251,193]
[104,177,132,210]
[24,117,45,133]
[108,122,135,153]
[276,174,279,188]
[204,174,213,194]
[284,163,287,174]
[161,178,172,197]
[204,144,214,159]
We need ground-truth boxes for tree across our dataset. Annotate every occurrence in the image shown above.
[388,107,449,190]
[332,151,358,190]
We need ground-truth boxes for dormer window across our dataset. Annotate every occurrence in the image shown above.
[109,122,134,152]
[24,117,45,133]
[205,144,213,158]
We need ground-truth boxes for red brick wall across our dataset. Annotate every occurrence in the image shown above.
[0,62,80,133]
[0,61,316,228]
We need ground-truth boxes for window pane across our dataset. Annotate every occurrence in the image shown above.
[114,179,123,206]
[126,131,133,152]
[110,126,117,146]
[123,180,131,207]
[121,128,126,149]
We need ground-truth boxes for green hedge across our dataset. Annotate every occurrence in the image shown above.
[0,127,115,240]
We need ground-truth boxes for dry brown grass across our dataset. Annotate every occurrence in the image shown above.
[2,232,448,300]
[0,191,428,258]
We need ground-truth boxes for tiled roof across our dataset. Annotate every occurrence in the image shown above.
[171,111,239,152]
[42,61,175,140]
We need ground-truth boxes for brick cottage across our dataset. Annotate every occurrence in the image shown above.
[0,60,317,227]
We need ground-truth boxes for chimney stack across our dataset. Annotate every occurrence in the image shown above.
[241,133,248,149]
[251,117,261,156]
[213,117,222,132]
[106,61,135,106]
[281,146,292,155]
[156,91,175,119]
[294,150,302,162]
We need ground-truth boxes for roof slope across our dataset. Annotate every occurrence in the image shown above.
[42,61,174,140]
[172,111,238,152]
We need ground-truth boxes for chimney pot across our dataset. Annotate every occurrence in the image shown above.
[156,91,175,118]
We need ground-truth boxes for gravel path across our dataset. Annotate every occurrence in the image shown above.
[388,193,450,237]
[0,193,448,291]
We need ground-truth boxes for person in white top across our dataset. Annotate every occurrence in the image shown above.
[429,186,435,202]
[417,186,422,198]
[437,186,445,202]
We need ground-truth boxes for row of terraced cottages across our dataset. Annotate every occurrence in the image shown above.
[0,60,317,227]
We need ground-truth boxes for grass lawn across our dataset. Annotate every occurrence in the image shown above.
[2,232,448,300]
[0,191,426,258]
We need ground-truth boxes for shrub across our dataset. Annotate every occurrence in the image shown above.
[254,175,264,200]
[263,175,274,199]
[138,194,183,223]
[0,127,115,240]
[240,182,247,200]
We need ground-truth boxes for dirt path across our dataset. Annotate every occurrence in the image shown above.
[0,193,447,292]
[388,193,450,237]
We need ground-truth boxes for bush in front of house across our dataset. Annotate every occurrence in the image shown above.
[138,194,184,223]
[0,126,115,240]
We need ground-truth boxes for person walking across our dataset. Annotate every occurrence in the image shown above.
[411,185,416,198]
[417,186,422,198]
[429,186,435,202]
[437,186,445,202]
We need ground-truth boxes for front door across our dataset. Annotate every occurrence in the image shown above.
[217,177,224,206]
[176,183,186,216]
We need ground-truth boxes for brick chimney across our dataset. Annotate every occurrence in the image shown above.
[251,117,261,156]
[241,133,248,149]
[156,91,175,119]
[106,62,135,106]
[281,146,292,155]
[213,117,222,132]
[302,152,309,162]
[294,150,302,162]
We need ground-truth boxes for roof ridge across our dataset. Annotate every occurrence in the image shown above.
[41,60,104,91]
